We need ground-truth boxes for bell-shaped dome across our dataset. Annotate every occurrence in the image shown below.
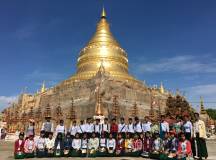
[72,8,135,81]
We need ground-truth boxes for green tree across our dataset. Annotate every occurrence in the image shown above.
[206,108,216,120]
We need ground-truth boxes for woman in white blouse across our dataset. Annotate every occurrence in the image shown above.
[107,133,116,155]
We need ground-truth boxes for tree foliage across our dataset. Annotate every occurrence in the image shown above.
[166,95,194,117]
[206,108,216,120]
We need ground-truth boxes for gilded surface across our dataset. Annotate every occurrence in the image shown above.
[71,9,135,81]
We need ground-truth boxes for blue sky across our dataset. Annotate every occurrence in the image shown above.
[0,0,216,110]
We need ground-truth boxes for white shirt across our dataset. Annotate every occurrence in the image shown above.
[45,138,55,149]
[81,139,88,149]
[77,124,85,133]
[72,139,81,149]
[94,124,101,133]
[161,121,169,132]
[183,121,193,133]
[127,123,135,133]
[134,122,142,133]
[36,137,45,149]
[154,138,161,151]
[101,123,110,133]
[118,123,127,133]
[85,123,94,133]
[142,121,152,132]
[69,125,78,136]
[41,122,54,132]
[107,138,116,150]
[55,125,65,135]
[99,138,106,147]
[194,121,200,133]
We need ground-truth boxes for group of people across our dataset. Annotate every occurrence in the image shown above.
[14,112,208,160]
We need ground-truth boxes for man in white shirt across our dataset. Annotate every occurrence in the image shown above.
[127,118,135,138]
[118,117,127,138]
[160,115,169,139]
[77,120,85,138]
[193,113,208,159]
[69,120,78,138]
[85,118,94,138]
[94,119,101,138]
[142,116,152,133]
[134,117,142,137]
[101,118,110,138]
[41,116,54,138]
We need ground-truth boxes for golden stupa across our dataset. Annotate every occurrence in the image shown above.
[2,8,170,133]
[71,8,135,81]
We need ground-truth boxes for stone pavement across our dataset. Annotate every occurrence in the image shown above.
[0,140,216,160]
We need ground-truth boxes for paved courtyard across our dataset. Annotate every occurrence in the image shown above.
[0,140,216,160]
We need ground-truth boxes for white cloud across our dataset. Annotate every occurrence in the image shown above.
[135,55,216,74]
[187,84,216,96]
[184,84,216,109]
[0,96,18,111]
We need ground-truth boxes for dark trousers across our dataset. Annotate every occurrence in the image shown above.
[70,135,75,139]
[127,132,134,138]
[95,132,100,138]
[192,133,208,159]
[36,149,46,158]
[45,132,51,138]
[102,131,109,138]
[86,132,92,139]
[111,132,117,139]
[120,132,126,139]
[136,132,142,138]
[185,132,191,141]
[78,133,83,138]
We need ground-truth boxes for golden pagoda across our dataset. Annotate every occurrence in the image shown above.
[3,7,171,131]
[70,8,135,82]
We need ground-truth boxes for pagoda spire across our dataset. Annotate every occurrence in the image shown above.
[200,96,207,114]
[101,6,106,18]
[200,96,204,106]
[40,81,46,93]
[160,82,165,94]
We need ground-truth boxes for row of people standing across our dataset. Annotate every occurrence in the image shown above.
[23,112,208,159]
[40,117,157,138]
